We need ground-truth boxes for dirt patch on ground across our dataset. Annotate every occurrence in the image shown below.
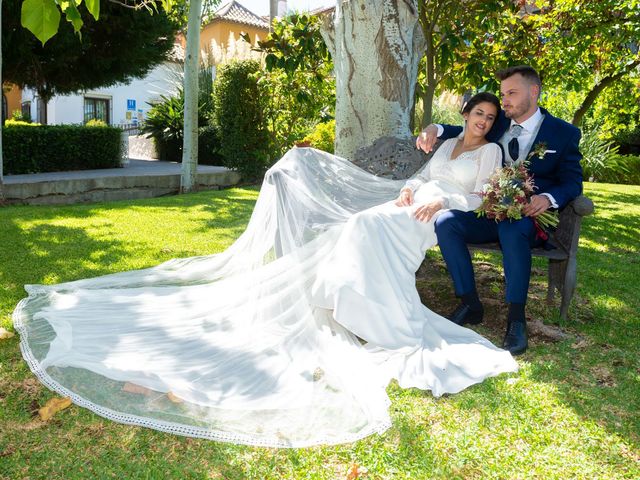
[415,255,572,344]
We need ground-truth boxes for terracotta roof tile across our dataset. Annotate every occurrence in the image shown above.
[212,1,270,30]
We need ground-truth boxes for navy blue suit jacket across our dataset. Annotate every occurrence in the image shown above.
[441,107,583,209]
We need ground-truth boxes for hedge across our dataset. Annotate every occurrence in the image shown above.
[2,124,123,174]
[213,60,270,181]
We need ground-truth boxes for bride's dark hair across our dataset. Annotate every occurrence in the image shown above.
[461,92,500,115]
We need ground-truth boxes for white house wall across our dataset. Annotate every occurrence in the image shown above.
[22,62,182,126]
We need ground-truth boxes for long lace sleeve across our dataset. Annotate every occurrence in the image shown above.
[446,143,502,212]
[402,162,431,192]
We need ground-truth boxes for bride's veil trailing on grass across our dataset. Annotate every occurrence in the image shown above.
[14,147,406,447]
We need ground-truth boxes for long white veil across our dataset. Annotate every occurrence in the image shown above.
[14,148,411,447]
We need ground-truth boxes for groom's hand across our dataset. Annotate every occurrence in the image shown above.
[416,124,439,153]
[523,195,551,217]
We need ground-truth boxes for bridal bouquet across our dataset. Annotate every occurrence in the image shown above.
[476,160,559,237]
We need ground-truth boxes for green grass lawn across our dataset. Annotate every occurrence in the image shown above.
[1,183,638,479]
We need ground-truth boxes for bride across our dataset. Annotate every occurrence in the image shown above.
[13,92,517,448]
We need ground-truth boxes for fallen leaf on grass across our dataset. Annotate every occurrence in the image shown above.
[166,391,184,404]
[476,261,496,270]
[591,366,617,388]
[619,443,640,463]
[22,378,41,396]
[346,464,368,479]
[0,444,16,457]
[571,338,591,349]
[0,327,15,339]
[38,397,72,421]
[122,382,153,396]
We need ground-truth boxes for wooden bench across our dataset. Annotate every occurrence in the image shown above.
[354,136,595,320]
[469,195,594,320]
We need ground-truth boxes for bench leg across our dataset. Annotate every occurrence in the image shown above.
[547,258,567,305]
[560,257,577,321]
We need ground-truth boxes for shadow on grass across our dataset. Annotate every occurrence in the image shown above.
[199,194,259,231]
[0,218,133,319]
[584,188,639,206]
[526,343,640,448]
[581,211,640,253]
[0,189,261,312]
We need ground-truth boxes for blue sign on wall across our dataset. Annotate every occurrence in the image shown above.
[127,99,136,111]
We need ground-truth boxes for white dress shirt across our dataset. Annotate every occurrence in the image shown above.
[504,108,543,162]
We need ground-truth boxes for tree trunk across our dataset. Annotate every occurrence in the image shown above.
[572,59,640,126]
[181,0,202,193]
[420,31,436,128]
[421,82,436,128]
[418,2,438,128]
[269,0,277,32]
[320,0,425,160]
[36,89,52,125]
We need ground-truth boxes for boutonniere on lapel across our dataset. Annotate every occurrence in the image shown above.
[527,142,556,161]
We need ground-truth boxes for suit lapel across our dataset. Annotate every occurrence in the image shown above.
[528,108,556,161]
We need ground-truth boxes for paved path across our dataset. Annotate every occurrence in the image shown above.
[3,159,229,184]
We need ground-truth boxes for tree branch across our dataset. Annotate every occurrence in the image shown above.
[572,57,640,126]
[107,0,158,11]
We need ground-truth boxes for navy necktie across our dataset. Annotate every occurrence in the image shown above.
[508,124,523,162]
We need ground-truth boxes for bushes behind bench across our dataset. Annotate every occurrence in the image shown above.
[3,124,123,174]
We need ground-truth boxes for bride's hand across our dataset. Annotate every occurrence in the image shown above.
[395,188,414,207]
[413,199,444,222]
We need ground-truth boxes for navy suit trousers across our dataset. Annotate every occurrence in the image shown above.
[435,210,544,304]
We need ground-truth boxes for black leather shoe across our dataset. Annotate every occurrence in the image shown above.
[503,321,528,355]
[448,303,484,326]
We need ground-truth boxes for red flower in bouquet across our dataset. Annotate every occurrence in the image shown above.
[476,160,559,238]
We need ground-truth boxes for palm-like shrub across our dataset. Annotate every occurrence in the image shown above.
[142,92,186,161]
[142,67,220,163]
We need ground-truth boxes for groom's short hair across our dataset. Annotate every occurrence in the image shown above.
[497,65,542,89]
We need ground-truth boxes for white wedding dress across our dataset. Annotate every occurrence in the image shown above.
[14,139,517,448]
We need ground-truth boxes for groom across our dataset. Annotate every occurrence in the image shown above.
[416,65,583,355]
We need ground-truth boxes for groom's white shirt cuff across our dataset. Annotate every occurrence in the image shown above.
[540,193,558,209]
[435,124,444,137]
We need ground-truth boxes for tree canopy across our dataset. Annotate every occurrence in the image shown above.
[3,0,179,103]
[527,0,640,126]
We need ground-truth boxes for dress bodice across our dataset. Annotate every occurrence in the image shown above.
[426,138,491,194]
[403,138,502,212]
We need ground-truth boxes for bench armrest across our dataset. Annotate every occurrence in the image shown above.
[568,195,594,217]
